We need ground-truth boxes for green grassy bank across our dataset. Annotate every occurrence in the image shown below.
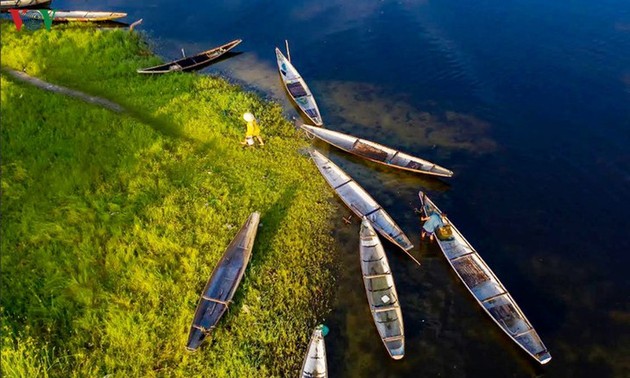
[1,23,337,377]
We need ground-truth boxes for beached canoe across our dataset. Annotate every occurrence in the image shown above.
[302,124,453,177]
[22,10,126,21]
[418,191,552,364]
[309,149,416,258]
[300,324,328,378]
[275,47,323,126]
[360,217,405,359]
[186,212,260,351]
[0,0,50,10]
[138,39,242,74]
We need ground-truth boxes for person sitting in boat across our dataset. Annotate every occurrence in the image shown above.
[421,212,445,242]
[241,112,264,147]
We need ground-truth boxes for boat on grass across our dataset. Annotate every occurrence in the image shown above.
[138,39,242,74]
[300,324,328,378]
[275,44,323,126]
[302,124,453,177]
[186,212,260,351]
[418,191,551,364]
[23,10,126,21]
[308,149,417,262]
[360,217,405,359]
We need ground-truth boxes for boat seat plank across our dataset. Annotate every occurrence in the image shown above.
[363,273,392,279]
[481,292,507,303]
[373,305,398,313]
[287,81,308,97]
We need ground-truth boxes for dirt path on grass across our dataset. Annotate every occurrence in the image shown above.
[1,68,125,113]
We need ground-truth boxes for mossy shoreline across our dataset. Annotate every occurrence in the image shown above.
[1,22,337,377]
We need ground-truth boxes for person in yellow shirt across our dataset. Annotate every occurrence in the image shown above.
[241,112,264,146]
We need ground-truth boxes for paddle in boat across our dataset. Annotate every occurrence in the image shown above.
[137,39,242,74]
[300,324,328,378]
[418,191,552,364]
[186,212,260,351]
[360,217,405,359]
[275,41,323,126]
[308,149,418,265]
[302,124,453,177]
[22,10,126,21]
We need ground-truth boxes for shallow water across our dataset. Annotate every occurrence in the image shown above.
[53,0,630,376]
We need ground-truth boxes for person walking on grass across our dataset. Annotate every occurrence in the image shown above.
[241,112,264,147]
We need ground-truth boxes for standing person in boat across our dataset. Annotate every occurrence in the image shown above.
[421,211,446,242]
[241,112,264,147]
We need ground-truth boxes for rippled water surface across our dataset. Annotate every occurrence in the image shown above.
[55,0,630,376]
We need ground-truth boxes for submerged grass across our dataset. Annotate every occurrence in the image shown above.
[1,22,337,377]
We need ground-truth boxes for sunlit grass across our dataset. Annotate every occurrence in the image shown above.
[1,22,336,377]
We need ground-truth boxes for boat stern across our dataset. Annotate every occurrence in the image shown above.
[185,326,207,352]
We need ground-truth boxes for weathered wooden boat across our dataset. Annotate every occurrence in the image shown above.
[186,212,260,351]
[302,124,453,177]
[0,0,50,10]
[22,10,126,21]
[309,149,417,263]
[360,217,405,359]
[301,324,328,378]
[275,45,323,126]
[137,39,242,74]
[418,191,552,364]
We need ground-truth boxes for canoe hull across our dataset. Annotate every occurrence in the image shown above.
[186,212,260,351]
[309,149,413,252]
[360,218,405,359]
[23,10,127,21]
[275,48,323,126]
[302,125,453,177]
[0,0,50,10]
[138,39,242,74]
[301,325,328,378]
[418,192,551,364]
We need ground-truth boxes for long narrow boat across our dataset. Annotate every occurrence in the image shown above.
[418,192,552,364]
[23,10,126,21]
[309,149,417,261]
[186,212,260,351]
[360,217,405,359]
[275,47,323,126]
[300,324,328,378]
[0,0,50,10]
[138,39,242,74]
[302,124,453,177]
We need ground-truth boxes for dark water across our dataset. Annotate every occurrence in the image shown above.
[57,0,630,376]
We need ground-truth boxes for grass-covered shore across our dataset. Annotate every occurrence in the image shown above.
[1,22,337,377]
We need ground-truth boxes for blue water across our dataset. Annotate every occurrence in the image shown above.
[55,0,630,376]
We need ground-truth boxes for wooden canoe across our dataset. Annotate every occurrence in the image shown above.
[0,0,50,10]
[275,47,323,126]
[418,191,552,364]
[138,39,242,74]
[360,217,405,360]
[302,124,453,177]
[186,212,260,351]
[300,325,328,378]
[309,149,415,256]
[22,10,126,21]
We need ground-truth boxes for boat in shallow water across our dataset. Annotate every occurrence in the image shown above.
[309,149,417,262]
[138,39,242,74]
[23,10,126,21]
[418,191,552,364]
[275,46,323,126]
[186,212,260,351]
[360,217,405,359]
[300,324,328,378]
[302,124,453,177]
